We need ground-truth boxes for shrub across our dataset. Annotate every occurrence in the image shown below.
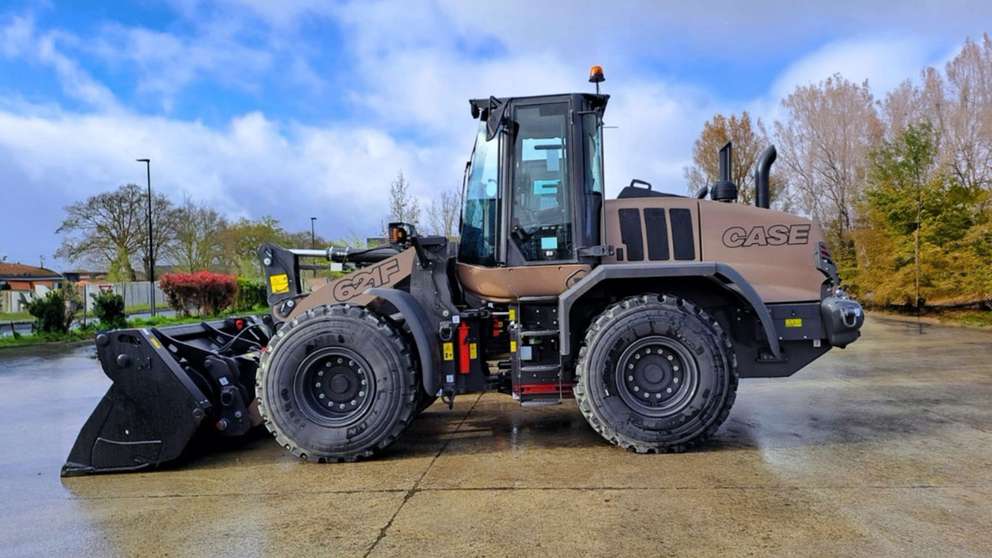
[91,289,126,329]
[159,271,238,316]
[23,285,78,333]
[235,277,267,311]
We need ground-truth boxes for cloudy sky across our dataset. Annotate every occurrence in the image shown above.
[1,1,989,268]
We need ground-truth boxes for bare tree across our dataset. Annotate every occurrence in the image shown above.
[386,172,420,231]
[882,34,992,198]
[427,186,460,238]
[56,184,176,280]
[168,197,228,272]
[773,74,882,235]
[939,34,992,192]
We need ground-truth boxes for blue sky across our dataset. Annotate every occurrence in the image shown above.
[0,0,989,269]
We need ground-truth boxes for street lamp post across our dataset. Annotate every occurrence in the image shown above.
[136,158,155,317]
[310,217,317,248]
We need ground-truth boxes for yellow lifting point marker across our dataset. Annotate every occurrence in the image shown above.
[269,273,290,294]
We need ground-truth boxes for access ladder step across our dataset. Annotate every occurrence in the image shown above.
[520,329,557,338]
[519,364,561,373]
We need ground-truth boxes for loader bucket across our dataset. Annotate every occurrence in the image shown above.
[62,318,267,476]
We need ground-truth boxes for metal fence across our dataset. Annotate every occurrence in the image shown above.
[79,281,167,313]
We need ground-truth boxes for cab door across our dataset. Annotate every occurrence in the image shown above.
[456,97,590,301]
[503,100,575,266]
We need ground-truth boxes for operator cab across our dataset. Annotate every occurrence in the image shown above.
[459,94,609,269]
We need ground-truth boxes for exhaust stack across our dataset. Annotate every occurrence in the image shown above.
[755,145,776,209]
[710,142,738,203]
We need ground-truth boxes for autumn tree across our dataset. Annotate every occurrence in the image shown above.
[56,184,177,281]
[684,112,780,205]
[427,186,460,238]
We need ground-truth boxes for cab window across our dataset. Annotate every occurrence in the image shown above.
[458,123,500,265]
[510,103,572,261]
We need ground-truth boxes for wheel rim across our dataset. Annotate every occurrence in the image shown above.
[293,347,376,427]
[615,336,699,418]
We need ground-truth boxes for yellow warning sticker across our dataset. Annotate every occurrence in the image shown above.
[510,340,517,353]
[443,342,454,361]
[148,336,162,349]
[269,273,290,294]
[508,307,517,322]
[785,318,803,328]
[469,343,478,359]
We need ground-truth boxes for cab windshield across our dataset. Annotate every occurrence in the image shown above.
[458,123,500,266]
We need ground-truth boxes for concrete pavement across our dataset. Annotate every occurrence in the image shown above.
[1,316,990,557]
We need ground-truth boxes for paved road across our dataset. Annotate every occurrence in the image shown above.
[1,316,990,557]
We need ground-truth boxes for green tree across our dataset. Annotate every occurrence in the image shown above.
[856,123,981,306]
[217,217,288,279]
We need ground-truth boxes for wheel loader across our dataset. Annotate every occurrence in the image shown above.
[62,68,864,475]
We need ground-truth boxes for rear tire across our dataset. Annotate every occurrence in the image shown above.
[257,305,417,462]
[574,294,738,453]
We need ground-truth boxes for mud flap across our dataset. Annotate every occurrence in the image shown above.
[61,329,212,477]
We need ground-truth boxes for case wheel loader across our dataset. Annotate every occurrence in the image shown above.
[63,69,864,475]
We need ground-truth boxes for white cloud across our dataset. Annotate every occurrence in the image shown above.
[770,36,939,99]
[1,14,119,111]
[0,105,443,256]
[91,25,272,108]
[3,1,990,267]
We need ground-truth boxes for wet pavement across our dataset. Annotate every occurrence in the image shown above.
[1,316,991,557]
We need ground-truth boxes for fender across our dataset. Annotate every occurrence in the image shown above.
[558,261,782,359]
[367,287,439,396]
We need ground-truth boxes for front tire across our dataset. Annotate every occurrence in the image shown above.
[574,295,738,453]
[257,305,417,462]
